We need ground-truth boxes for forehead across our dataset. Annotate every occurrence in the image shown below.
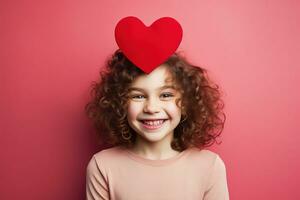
[130,64,174,89]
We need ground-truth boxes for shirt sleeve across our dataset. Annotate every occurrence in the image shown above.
[203,155,230,200]
[86,155,110,200]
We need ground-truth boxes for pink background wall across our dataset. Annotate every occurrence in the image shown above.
[1,0,299,199]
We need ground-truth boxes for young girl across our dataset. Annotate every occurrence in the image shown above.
[84,49,229,200]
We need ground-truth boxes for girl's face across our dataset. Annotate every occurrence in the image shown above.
[126,64,183,147]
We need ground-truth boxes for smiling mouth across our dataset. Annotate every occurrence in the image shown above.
[139,119,168,130]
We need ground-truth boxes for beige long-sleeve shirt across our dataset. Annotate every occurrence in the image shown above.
[86,146,229,200]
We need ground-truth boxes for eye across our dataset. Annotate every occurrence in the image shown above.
[161,93,174,98]
[131,95,145,99]
[130,93,174,100]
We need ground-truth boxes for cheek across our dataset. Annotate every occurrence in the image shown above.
[127,102,142,120]
[165,103,182,117]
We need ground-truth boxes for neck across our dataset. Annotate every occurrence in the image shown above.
[130,134,180,160]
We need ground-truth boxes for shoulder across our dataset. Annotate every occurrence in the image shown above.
[187,148,227,169]
[87,146,126,170]
[93,146,124,159]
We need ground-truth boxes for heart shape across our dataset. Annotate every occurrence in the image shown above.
[114,16,183,74]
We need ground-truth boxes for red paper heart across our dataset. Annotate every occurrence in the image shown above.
[114,16,183,74]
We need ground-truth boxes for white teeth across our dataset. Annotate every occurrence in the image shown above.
[143,120,164,125]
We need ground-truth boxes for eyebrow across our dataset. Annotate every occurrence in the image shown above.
[128,85,176,92]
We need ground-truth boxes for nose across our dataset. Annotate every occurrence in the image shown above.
[143,96,160,113]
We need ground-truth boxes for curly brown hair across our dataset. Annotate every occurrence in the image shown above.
[85,49,226,152]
